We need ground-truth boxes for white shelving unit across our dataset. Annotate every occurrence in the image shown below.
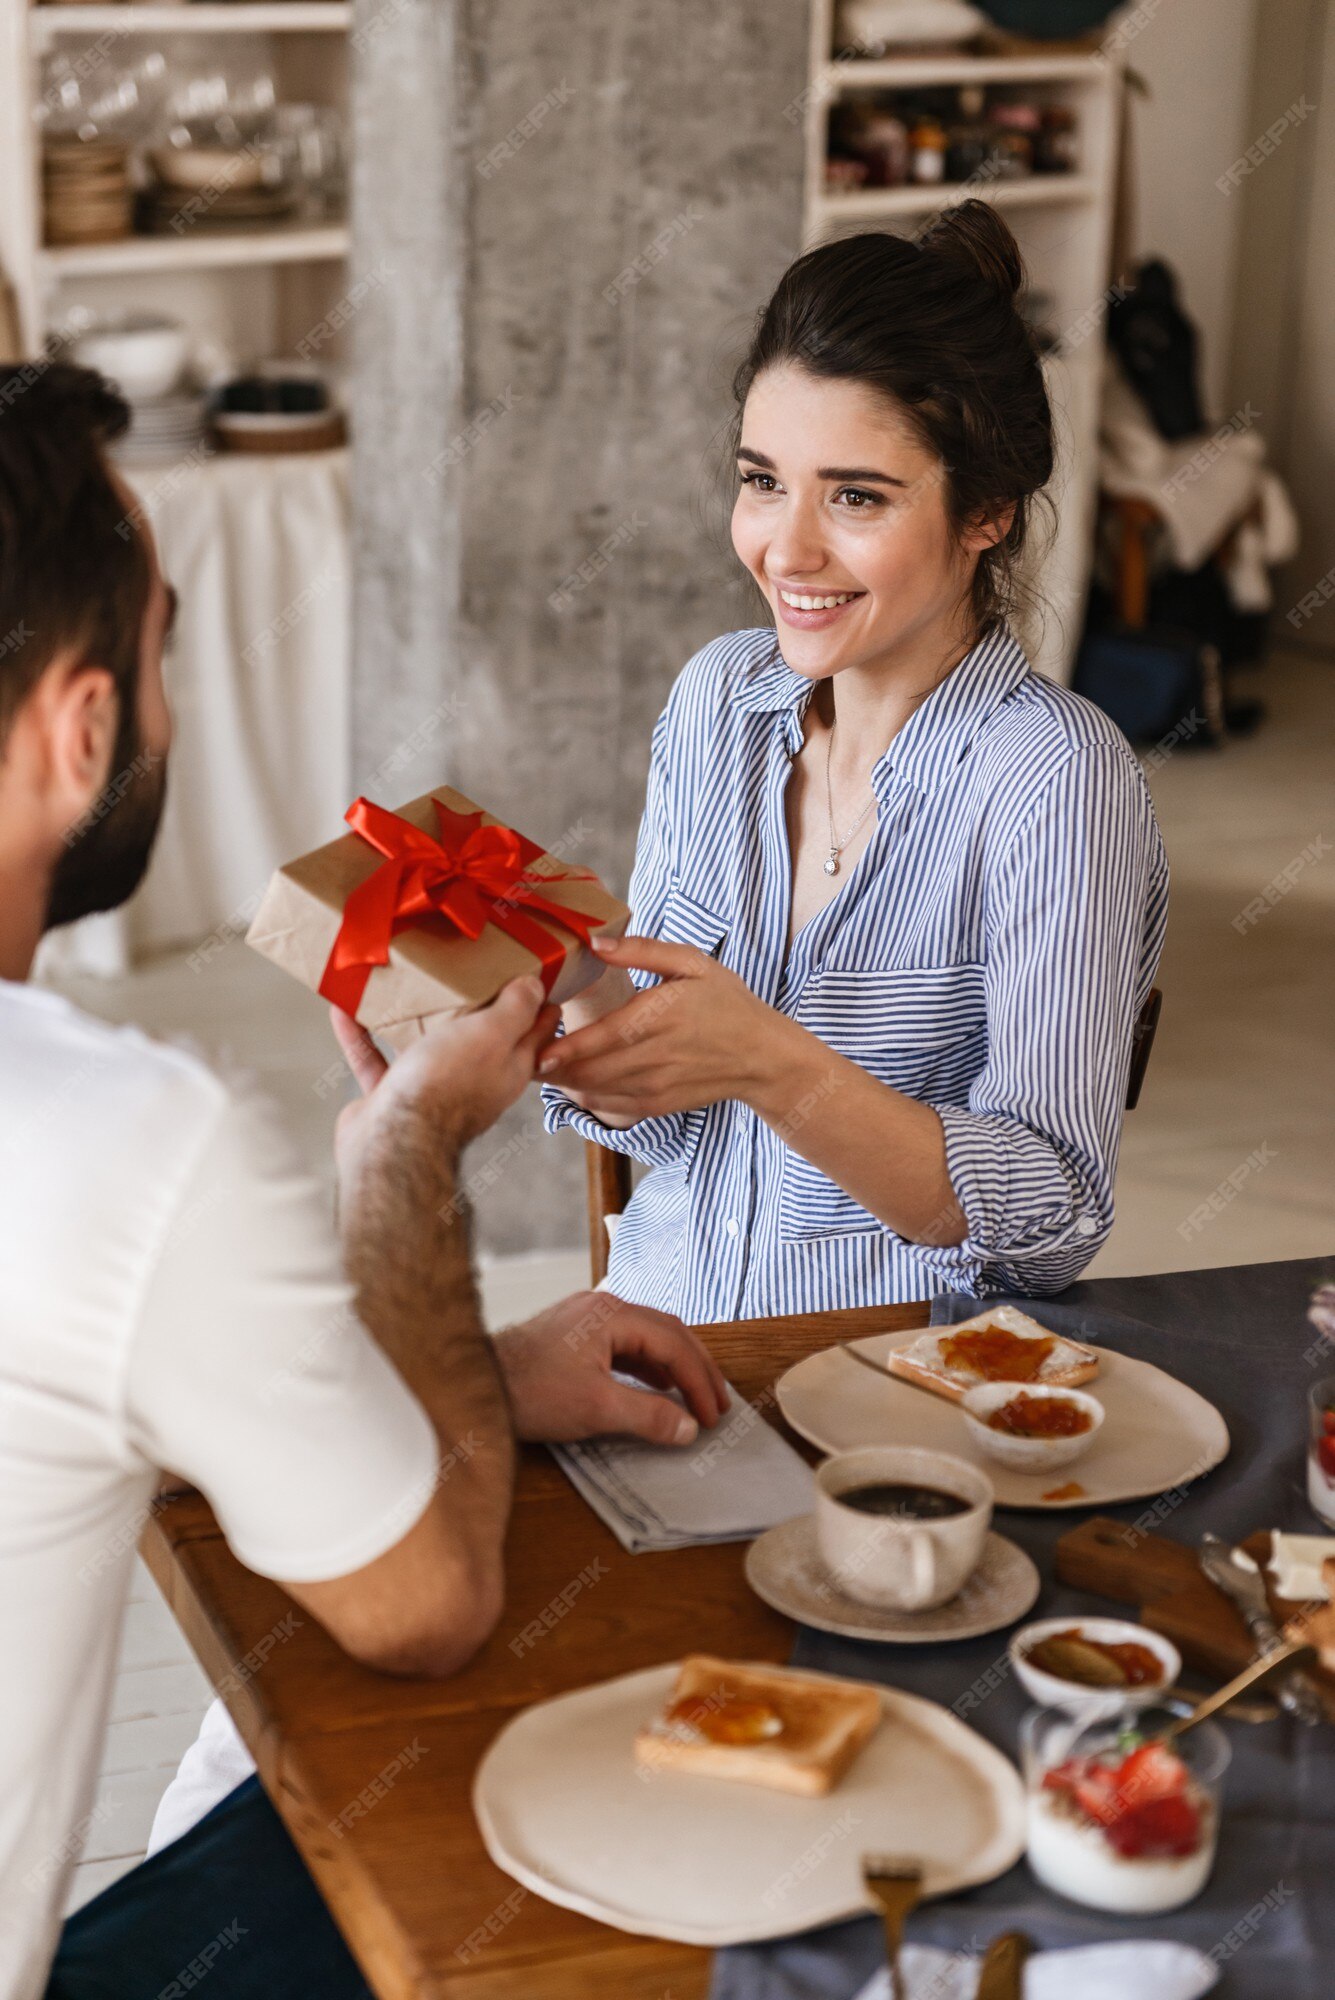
[0,0,350,358]
[800,4,1125,683]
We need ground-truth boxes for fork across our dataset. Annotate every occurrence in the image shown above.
[861,1854,923,2000]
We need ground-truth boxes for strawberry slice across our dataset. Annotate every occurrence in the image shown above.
[1103,1793,1201,1858]
[1072,1764,1125,1826]
[1113,1742,1188,1812]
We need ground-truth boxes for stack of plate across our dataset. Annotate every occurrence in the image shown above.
[43,138,133,246]
[110,393,211,468]
[138,182,299,236]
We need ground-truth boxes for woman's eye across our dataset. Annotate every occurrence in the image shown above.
[739,470,779,493]
[835,486,882,509]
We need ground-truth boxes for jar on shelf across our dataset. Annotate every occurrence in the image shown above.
[910,109,947,185]
[946,84,994,185]
[1036,103,1079,174]
[990,100,1041,177]
[858,110,911,187]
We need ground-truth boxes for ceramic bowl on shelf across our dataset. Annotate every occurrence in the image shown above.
[960,1381,1105,1473]
[70,314,189,402]
[1011,1617,1181,1720]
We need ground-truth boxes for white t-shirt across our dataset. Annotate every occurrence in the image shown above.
[0,981,439,2000]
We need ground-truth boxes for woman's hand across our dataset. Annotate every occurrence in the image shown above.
[537,933,792,1121]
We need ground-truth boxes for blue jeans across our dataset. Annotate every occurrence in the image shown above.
[45,1777,373,1999]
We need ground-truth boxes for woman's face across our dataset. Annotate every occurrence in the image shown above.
[730,363,1001,683]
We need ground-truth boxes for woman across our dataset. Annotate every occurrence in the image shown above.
[540,201,1168,1321]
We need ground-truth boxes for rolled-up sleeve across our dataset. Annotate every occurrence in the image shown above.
[921,743,1168,1295]
[541,708,693,1169]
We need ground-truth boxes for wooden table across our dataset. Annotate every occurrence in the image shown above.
[142,1302,924,2000]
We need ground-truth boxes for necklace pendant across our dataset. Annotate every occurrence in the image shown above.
[823,853,839,877]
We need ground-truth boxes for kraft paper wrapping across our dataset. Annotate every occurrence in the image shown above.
[246,785,629,1050]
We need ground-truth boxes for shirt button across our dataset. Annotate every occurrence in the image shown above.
[726,1218,741,1239]
[1076,1216,1098,1238]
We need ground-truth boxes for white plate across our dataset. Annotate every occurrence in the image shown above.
[776,1328,1229,1511]
[473,1660,1025,1948]
[746,1518,1040,1644]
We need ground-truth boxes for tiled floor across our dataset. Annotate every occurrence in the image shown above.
[50,647,1334,1915]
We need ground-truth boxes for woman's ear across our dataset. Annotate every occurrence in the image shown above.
[960,500,1017,554]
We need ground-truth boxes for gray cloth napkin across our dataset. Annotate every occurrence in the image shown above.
[550,1379,815,1553]
[855,1940,1217,2000]
[711,1257,1335,2000]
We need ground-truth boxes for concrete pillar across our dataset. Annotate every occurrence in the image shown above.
[351,0,808,1254]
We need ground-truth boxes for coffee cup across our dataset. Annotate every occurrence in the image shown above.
[815,1445,993,1611]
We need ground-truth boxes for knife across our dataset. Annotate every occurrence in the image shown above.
[1198,1533,1325,1725]
[975,1930,1031,2000]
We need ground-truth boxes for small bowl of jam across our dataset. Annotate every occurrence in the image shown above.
[1012,1617,1180,1721]
[960,1382,1105,1473]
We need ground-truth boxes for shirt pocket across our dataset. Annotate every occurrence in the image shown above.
[779,961,987,1241]
[649,884,731,1179]
[656,882,730,956]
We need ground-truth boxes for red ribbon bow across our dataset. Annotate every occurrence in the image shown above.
[319,795,601,1017]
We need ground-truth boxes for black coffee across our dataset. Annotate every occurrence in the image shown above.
[838,1481,970,1520]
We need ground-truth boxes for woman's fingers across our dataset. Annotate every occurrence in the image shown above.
[329,1005,390,1097]
[539,990,672,1073]
[591,934,705,980]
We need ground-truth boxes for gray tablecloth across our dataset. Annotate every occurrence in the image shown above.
[711,1256,1335,2000]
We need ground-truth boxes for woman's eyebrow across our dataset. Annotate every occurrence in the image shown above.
[736,445,908,488]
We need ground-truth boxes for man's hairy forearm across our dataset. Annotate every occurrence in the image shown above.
[342,1104,515,1554]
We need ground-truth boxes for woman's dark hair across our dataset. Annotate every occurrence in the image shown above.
[730,201,1054,640]
[0,361,147,748]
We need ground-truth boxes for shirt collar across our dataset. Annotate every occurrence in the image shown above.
[729,621,1031,799]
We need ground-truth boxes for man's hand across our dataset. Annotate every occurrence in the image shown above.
[331,975,560,1209]
[493,1291,731,1447]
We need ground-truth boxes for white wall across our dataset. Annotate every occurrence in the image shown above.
[1118,0,1260,421]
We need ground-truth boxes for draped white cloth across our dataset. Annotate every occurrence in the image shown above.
[38,449,351,979]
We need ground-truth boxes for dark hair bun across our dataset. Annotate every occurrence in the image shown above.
[919,198,1024,302]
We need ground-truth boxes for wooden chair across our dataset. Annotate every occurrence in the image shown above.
[583,986,1163,1284]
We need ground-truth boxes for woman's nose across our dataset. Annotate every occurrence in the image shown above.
[763,499,829,580]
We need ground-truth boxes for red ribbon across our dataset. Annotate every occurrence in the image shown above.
[319,795,602,1017]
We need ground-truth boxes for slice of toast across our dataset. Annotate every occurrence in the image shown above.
[882,1304,1099,1407]
[633,1655,882,1798]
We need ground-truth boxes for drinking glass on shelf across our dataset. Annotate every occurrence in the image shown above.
[1308,1375,1335,1528]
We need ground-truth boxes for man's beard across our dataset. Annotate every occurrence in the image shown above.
[44,698,167,930]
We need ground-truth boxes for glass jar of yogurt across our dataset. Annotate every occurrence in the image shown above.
[1020,1704,1230,1914]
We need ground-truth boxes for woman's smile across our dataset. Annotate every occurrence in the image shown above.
[772,582,867,630]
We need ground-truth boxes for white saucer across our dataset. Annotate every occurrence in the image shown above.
[745,1515,1040,1643]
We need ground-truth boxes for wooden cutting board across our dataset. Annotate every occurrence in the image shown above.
[1054,1515,1335,1719]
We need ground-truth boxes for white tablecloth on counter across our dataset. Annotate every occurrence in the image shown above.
[38,449,351,978]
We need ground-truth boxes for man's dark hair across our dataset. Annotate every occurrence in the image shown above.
[0,362,148,750]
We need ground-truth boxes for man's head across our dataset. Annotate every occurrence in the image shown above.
[0,362,173,949]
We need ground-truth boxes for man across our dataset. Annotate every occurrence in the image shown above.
[0,365,727,2000]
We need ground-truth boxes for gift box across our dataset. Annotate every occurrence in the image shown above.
[246,786,629,1049]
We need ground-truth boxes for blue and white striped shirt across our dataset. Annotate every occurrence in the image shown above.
[543,622,1168,1323]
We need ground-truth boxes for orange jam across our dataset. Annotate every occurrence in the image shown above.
[939,1323,1056,1381]
[1042,1480,1087,1502]
[985,1391,1092,1439]
[666,1693,784,1744]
